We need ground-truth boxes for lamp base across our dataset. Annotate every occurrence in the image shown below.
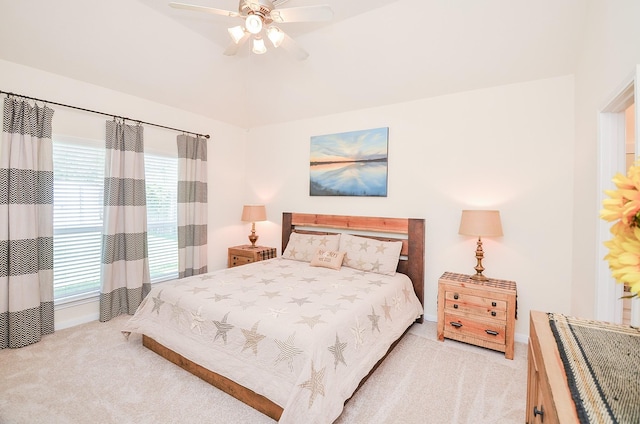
[248,232,258,248]
[470,236,488,281]
[470,273,488,281]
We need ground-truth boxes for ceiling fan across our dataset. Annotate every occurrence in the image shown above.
[169,0,333,60]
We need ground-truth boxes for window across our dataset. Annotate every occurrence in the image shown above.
[145,154,179,282]
[52,138,178,302]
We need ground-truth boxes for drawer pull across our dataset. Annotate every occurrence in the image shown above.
[453,294,459,300]
[449,321,463,328]
[453,304,459,309]
[485,329,499,336]
[491,301,497,307]
[491,311,496,317]
[533,405,544,419]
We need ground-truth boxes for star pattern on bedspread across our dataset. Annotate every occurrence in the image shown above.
[213,312,234,344]
[299,361,326,408]
[339,294,360,303]
[402,286,412,302]
[289,297,312,307]
[258,278,276,285]
[236,300,256,310]
[368,279,385,287]
[328,334,347,370]
[269,307,288,318]
[210,293,231,302]
[151,290,164,315]
[262,291,281,299]
[368,306,381,333]
[301,277,318,283]
[351,318,365,349]
[190,306,205,334]
[382,298,393,321]
[187,286,209,295]
[393,292,402,310]
[170,301,182,324]
[274,333,303,372]
[199,274,216,281]
[322,303,346,314]
[241,321,266,355]
[296,315,326,329]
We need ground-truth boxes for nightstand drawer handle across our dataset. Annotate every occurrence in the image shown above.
[453,294,459,300]
[491,311,496,317]
[449,322,463,328]
[453,304,459,309]
[485,329,499,336]
[533,405,544,419]
[491,301,497,307]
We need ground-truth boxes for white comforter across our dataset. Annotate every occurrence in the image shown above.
[122,257,423,423]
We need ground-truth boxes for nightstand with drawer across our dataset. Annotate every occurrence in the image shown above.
[437,271,517,359]
[228,245,277,268]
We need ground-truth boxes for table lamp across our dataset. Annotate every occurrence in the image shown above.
[458,210,503,281]
[241,205,267,247]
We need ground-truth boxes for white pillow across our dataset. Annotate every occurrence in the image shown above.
[282,232,341,262]
[339,233,402,275]
[310,248,346,270]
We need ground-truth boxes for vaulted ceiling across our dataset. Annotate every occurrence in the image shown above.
[0,0,586,128]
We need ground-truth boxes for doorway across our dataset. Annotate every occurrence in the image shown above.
[597,69,639,326]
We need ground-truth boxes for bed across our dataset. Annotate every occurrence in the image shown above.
[122,213,425,423]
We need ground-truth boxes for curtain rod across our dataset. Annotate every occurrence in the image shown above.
[0,89,210,139]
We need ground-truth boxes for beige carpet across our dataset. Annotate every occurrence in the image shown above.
[0,316,527,424]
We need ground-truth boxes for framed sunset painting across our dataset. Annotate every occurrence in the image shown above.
[310,127,389,196]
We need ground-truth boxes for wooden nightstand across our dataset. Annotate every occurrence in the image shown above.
[437,271,517,359]
[228,245,277,268]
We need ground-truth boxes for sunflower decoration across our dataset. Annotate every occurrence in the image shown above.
[601,165,640,298]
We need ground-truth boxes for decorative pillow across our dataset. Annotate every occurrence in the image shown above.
[310,248,346,270]
[282,232,341,262]
[339,233,403,275]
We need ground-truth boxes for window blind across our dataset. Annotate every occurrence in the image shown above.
[52,139,179,302]
[53,141,105,300]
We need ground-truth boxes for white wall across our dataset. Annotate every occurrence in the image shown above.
[0,59,249,329]
[245,75,576,340]
[572,0,640,319]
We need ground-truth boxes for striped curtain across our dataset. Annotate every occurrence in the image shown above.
[99,121,150,322]
[0,98,55,349]
[177,135,208,278]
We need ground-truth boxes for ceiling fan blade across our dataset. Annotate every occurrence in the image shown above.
[169,2,240,18]
[270,5,333,23]
[223,33,250,56]
[279,31,309,61]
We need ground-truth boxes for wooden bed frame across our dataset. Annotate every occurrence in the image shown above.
[142,212,425,421]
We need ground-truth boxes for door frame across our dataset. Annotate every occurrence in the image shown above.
[597,66,639,324]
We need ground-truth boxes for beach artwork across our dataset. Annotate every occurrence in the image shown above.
[310,127,388,196]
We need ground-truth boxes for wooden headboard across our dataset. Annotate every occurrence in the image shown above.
[282,212,425,322]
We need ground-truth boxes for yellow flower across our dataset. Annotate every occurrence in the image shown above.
[601,165,640,299]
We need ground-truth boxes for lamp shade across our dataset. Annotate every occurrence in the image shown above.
[458,210,503,237]
[241,205,267,222]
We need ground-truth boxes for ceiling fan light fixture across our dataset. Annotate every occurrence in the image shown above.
[252,37,267,54]
[227,25,246,44]
[266,26,284,47]
[245,14,263,34]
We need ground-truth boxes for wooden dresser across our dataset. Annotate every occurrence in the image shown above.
[228,245,277,268]
[526,310,579,423]
[437,271,517,359]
